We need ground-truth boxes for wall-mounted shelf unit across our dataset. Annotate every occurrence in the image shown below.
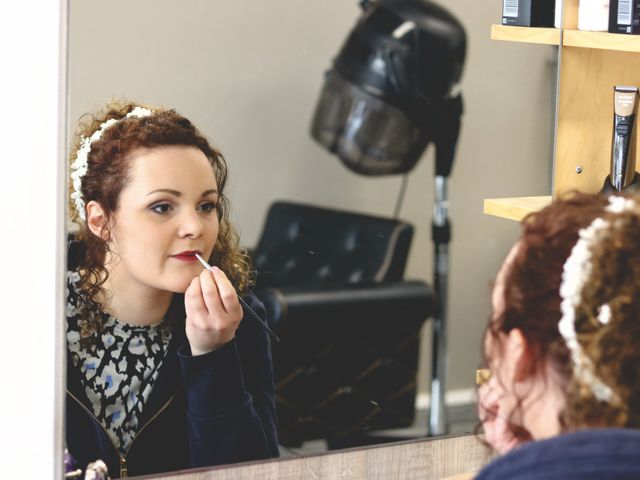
[486,0,640,222]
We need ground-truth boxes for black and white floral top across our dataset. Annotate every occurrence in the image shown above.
[66,271,172,454]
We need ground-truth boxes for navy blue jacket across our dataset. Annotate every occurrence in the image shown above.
[476,429,640,480]
[65,245,279,477]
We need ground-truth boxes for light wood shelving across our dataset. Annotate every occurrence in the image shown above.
[563,30,640,52]
[483,196,552,222]
[486,0,640,221]
[491,24,560,45]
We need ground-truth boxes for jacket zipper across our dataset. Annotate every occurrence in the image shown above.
[67,390,177,478]
[120,392,178,476]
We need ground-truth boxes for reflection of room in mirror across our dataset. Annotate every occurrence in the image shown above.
[63,0,557,477]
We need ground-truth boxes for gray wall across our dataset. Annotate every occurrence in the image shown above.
[69,0,554,396]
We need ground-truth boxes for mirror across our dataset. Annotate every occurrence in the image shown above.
[66,0,556,477]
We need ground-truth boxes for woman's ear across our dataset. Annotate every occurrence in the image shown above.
[86,200,110,241]
[503,328,531,383]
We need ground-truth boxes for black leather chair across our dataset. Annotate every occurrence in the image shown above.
[252,201,434,447]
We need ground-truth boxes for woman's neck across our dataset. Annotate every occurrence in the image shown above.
[101,268,173,327]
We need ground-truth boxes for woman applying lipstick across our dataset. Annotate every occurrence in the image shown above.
[65,101,278,478]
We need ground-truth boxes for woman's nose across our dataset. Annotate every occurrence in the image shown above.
[177,209,204,238]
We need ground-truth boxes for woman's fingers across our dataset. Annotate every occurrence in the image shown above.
[199,267,223,317]
[210,266,242,317]
[477,381,499,421]
[477,375,520,455]
[184,266,243,355]
[486,415,520,455]
[185,276,208,320]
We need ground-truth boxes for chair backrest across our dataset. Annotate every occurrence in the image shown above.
[253,201,414,289]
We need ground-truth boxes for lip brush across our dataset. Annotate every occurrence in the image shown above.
[195,253,280,343]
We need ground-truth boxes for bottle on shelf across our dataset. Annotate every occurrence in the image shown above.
[501,0,556,27]
[578,0,610,31]
[609,0,640,34]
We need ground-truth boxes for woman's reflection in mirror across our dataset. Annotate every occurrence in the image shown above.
[65,101,279,478]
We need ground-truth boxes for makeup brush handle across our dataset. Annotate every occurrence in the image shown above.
[237,294,280,343]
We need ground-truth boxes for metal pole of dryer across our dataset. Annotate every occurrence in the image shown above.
[429,174,450,436]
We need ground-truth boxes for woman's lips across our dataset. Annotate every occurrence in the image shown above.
[172,251,200,262]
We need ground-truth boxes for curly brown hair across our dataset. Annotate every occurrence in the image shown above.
[69,100,254,336]
[484,191,640,442]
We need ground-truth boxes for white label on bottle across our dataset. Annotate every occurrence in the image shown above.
[503,0,519,17]
[618,0,632,25]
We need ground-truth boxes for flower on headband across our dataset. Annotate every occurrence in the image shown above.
[70,107,153,221]
[606,195,636,214]
[597,304,612,325]
[556,197,639,404]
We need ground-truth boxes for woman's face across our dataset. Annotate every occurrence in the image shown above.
[486,243,518,365]
[484,243,565,442]
[484,247,517,381]
[106,145,219,294]
[484,244,524,421]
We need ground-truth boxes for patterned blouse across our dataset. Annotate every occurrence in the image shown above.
[66,271,172,454]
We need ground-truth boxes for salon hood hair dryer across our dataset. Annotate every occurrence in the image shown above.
[310,0,466,436]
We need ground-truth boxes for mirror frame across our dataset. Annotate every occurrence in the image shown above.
[137,434,490,479]
[0,0,68,478]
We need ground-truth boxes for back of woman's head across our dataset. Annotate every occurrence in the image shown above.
[488,191,640,432]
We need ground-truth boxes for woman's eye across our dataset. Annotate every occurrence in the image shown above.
[150,203,172,214]
[198,201,217,213]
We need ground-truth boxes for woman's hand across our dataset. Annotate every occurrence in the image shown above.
[184,266,243,356]
[477,375,521,455]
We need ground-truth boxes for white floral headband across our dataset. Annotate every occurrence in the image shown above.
[70,106,153,221]
[558,195,636,404]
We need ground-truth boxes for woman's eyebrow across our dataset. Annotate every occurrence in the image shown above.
[146,188,218,197]
[147,188,181,197]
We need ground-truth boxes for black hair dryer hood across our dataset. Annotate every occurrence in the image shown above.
[310,0,466,176]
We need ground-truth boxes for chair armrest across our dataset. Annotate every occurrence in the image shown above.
[256,280,434,328]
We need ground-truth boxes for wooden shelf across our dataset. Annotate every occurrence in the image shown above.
[563,30,640,52]
[491,24,560,46]
[488,2,640,220]
[483,196,552,221]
